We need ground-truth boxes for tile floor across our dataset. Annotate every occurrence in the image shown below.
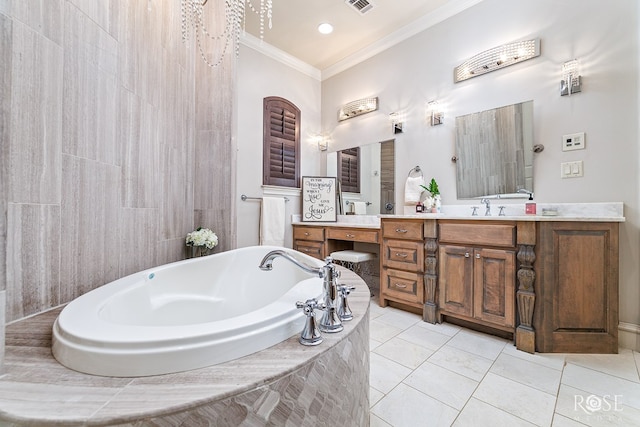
[368,297,640,427]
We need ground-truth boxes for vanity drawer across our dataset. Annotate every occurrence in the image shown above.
[327,228,379,243]
[382,220,424,240]
[294,240,324,260]
[439,222,516,248]
[381,268,424,305]
[293,226,325,242]
[383,239,424,272]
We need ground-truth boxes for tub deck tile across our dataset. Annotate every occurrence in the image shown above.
[0,269,370,426]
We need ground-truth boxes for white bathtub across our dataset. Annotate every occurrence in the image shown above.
[52,246,323,377]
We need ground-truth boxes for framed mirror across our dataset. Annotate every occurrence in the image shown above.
[326,140,395,215]
[454,100,534,199]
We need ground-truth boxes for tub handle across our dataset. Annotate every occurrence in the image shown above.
[337,284,356,321]
[295,298,326,346]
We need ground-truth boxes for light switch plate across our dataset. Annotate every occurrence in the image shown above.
[561,160,584,178]
[562,132,586,151]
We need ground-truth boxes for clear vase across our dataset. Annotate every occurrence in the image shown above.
[191,246,211,258]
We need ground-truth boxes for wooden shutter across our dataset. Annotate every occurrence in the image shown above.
[338,147,360,193]
[263,97,301,188]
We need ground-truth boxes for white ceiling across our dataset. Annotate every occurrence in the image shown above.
[241,0,479,71]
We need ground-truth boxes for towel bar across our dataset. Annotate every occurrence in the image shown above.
[241,194,290,202]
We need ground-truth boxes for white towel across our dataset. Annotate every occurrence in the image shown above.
[404,176,425,204]
[260,197,285,246]
[353,201,367,215]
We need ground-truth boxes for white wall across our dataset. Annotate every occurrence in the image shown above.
[322,0,640,342]
[236,44,322,248]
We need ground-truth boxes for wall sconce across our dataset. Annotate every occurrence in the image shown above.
[312,134,329,151]
[389,112,404,134]
[561,59,582,96]
[427,101,443,126]
[454,38,540,83]
[338,97,378,121]
[318,137,329,151]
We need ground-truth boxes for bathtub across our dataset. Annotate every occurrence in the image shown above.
[52,246,324,377]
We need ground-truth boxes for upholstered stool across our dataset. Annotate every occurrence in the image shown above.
[330,250,377,286]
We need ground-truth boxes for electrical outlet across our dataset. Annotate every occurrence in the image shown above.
[561,161,584,178]
[562,132,586,151]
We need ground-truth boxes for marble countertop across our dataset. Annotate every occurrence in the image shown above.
[292,203,625,226]
[0,269,370,425]
[389,202,625,222]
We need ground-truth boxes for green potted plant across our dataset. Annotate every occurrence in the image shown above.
[421,178,441,212]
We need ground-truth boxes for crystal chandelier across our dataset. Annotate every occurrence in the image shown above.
[181,0,273,68]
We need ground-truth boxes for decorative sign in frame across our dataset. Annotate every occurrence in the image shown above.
[301,176,337,222]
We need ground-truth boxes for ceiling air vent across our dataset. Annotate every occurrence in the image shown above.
[345,0,375,15]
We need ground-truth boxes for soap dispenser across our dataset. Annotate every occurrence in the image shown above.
[525,194,536,215]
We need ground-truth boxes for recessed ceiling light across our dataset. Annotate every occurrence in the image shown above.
[317,23,334,35]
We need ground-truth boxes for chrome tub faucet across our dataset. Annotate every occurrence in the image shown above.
[259,250,343,336]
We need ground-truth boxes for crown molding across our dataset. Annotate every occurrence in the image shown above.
[321,0,485,80]
[240,32,321,81]
[239,0,485,82]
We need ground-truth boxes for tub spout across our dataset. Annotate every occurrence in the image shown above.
[258,250,343,334]
[259,249,323,276]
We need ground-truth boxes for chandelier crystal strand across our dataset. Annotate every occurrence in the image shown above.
[182,0,272,68]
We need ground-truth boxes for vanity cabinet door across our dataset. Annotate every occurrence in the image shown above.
[439,245,474,318]
[535,222,619,353]
[473,248,515,327]
[439,245,515,329]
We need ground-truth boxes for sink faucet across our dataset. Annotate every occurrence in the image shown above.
[481,198,491,216]
[517,188,534,198]
[258,250,343,333]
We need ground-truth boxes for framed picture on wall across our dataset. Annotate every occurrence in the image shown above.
[301,176,337,222]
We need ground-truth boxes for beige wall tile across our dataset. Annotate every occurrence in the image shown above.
[119,88,161,208]
[0,0,63,45]
[119,208,158,277]
[62,3,119,165]
[8,20,62,204]
[60,155,121,303]
[6,204,61,321]
[0,14,11,293]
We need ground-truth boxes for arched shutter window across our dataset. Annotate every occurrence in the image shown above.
[263,97,300,188]
[338,147,360,193]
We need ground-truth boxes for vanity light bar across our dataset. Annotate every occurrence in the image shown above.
[338,97,379,121]
[454,38,540,83]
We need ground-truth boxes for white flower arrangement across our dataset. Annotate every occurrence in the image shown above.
[186,227,218,249]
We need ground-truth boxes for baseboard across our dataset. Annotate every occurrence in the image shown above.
[619,322,640,351]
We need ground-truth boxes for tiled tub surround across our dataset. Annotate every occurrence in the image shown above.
[0,268,370,425]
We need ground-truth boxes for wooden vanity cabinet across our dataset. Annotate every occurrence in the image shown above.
[438,221,516,332]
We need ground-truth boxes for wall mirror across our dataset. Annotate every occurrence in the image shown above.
[455,100,534,199]
[326,140,395,215]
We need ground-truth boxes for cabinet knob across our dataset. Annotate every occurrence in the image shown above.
[394,283,407,289]
[475,253,481,259]
[304,232,309,236]
[395,253,408,258]
[346,234,355,238]
[465,252,470,258]
[395,228,408,233]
